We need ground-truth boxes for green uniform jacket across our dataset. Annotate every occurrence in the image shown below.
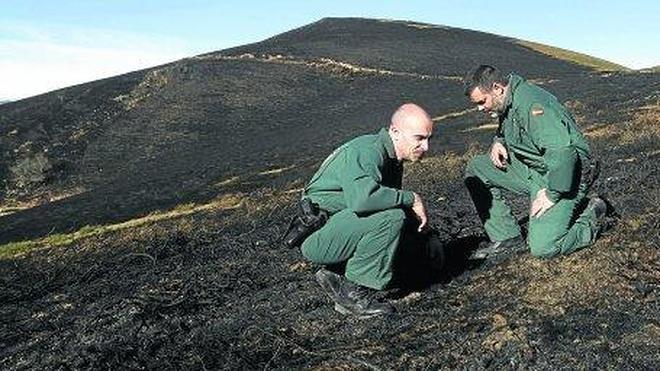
[496,74,591,202]
[304,128,415,215]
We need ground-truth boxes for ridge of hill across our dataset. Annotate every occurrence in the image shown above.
[640,65,660,73]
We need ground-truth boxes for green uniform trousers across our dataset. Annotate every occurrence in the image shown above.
[301,208,406,290]
[465,154,598,258]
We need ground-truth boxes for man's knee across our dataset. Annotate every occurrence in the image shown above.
[529,237,561,259]
[464,154,490,178]
[378,208,406,224]
[300,222,334,263]
[300,231,322,262]
[464,156,480,178]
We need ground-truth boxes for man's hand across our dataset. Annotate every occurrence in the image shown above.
[411,192,428,232]
[490,141,508,169]
[530,188,555,218]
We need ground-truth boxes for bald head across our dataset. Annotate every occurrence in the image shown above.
[390,103,433,131]
[388,103,433,162]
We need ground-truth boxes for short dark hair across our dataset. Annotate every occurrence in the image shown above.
[463,65,508,96]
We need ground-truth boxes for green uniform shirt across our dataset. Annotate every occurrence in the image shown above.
[304,128,415,215]
[496,74,591,202]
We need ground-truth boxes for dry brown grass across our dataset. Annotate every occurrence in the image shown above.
[0,192,245,259]
[0,186,87,217]
[432,108,478,123]
[621,324,660,348]
[517,253,619,316]
[459,123,498,133]
[584,104,660,146]
[408,143,484,182]
[198,53,460,81]
[481,313,531,352]
[113,67,171,110]
[0,178,306,260]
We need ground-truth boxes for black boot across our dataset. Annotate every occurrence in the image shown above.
[315,269,394,318]
[314,268,346,304]
[587,196,611,235]
[334,281,395,318]
[587,196,608,220]
[471,235,526,260]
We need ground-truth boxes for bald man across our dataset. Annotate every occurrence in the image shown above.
[300,103,434,318]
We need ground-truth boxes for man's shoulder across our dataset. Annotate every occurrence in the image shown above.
[347,132,379,145]
[514,81,562,118]
[345,131,384,150]
[344,133,387,161]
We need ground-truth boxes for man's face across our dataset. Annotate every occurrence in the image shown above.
[395,122,433,162]
[469,84,507,118]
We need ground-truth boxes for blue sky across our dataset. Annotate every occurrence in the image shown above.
[1,0,658,100]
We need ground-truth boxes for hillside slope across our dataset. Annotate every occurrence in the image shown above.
[0,17,658,369]
[0,17,623,243]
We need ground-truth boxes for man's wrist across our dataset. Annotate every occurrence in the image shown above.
[493,136,505,145]
[402,191,416,207]
[545,189,561,203]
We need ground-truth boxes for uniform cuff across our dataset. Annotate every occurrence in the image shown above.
[546,189,562,203]
[402,191,415,207]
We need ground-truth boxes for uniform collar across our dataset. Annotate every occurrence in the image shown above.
[501,74,524,118]
[506,74,525,109]
[378,128,398,161]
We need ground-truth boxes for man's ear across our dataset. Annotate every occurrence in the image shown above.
[389,126,400,141]
[492,83,505,96]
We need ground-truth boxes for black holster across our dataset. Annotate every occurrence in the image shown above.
[281,198,328,248]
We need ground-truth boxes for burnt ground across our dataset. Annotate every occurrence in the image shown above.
[1,18,659,369]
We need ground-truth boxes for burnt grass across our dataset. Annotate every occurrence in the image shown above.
[1,18,659,369]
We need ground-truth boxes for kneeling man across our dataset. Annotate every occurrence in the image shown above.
[463,65,608,260]
[301,103,433,318]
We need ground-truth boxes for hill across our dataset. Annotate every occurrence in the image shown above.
[0,18,633,244]
[0,18,659,369]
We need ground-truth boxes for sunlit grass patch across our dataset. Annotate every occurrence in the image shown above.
[604,209,658,244]
[0,186,87,216]
[408,143,484,180]
[459,123,498,133]
[113,67,171,111]
[0,181,308,260]
[258,164,296,176]
[509,205,658,316]
[516,40,629,72]
[432,108,477,123]
[0,193,246,259]
[621,324,660,348]
[214,175,240,187]
[518,253,616,316]
[0,226,109,259]
[481,313,530,352]
[584,104,660,145]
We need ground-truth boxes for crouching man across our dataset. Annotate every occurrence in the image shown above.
[300,103,435,318]
[463,65,609,260]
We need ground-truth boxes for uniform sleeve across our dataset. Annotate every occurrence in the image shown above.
[528,103,579,202]
[341,146,415,215]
